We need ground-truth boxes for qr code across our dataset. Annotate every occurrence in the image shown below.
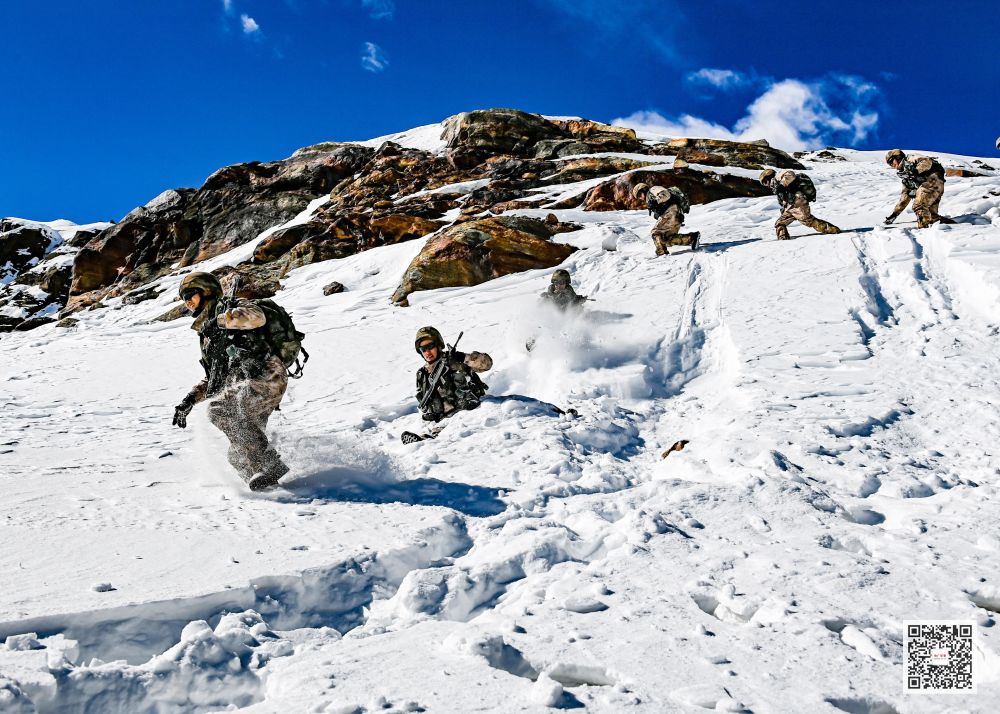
[905,621,974,691]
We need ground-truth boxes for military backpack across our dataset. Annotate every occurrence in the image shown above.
[246,299,309,379]
[797,174,817,202]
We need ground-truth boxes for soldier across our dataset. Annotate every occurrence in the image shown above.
[540,269,587,311]
[172,271,291,490]
[403,327,492,443]
[632,183,700,256]
[884,149,953,228]
[759,169,841,240]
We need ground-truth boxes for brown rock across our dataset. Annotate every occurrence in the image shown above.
[391,215,579,305]
[648,138,803,170]
[582,167,770,212]
[323,281,346,296]
[945,168,985,178]
[442,109,567,169]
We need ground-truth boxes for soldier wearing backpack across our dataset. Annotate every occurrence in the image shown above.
[884,149,953,228]
[171,271,306,491]
[632,183,701,256]
[759,169,841,241]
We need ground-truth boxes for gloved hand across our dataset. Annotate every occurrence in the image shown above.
[172,397,196,429]
[883,214,897,225]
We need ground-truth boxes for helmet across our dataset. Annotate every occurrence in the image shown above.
[178,271,222,300]
[414,326,444,353]
[759,169,776,185]
[631,182,650,199]
[551,269,571,285]
[885,149,905,165]
[778,170,797,187]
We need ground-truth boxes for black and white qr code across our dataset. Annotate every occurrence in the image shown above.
[905,622,974,691]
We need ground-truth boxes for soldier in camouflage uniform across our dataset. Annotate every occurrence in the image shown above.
[632,183,701,256]
[172,272,290,490]
[540,269,587,311]
[884,149,953,228]
[759,169,841,240]
[414,326,492,427]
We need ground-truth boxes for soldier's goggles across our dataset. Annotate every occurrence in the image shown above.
[181,288,201,301]
[417,342,438,353]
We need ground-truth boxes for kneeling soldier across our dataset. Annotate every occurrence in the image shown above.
[540,269,587,311]
[633,183,700,255]
[884,149,953,228]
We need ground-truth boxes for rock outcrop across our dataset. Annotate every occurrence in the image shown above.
[582,167,771,212]
[391,216,579,305]
[650,138,804,171]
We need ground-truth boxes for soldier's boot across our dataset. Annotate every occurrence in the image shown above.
[652,235,670,256]
[666,231,700,250]
[775,224,792,240]
[914,209,933,229]
[248,449,289,491]
[804,216,841,234]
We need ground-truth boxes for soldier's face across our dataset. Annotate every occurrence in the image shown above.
[418,341,439,363]
[184,292,202,312]
[890,158,902,169]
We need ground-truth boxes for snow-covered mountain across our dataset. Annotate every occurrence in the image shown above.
[1,112,999,713]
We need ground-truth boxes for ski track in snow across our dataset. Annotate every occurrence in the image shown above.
[1,141,1000,712]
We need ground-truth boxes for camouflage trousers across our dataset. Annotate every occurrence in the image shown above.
[208,356,288,480]
[894,174,946,228]
[775,196,841,240]
[651,205,697,256]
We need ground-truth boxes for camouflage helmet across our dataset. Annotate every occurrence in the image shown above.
[777,170,797,187]
[551,269,571,285]
[885,149,906,165]
[414,325,444,353]
[759,168,776,184]
[631,182,651,199]
[178,271,222,300]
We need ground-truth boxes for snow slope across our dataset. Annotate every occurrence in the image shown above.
[2,133,1000,713]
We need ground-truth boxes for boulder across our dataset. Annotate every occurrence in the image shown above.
[391,215,579,305]
[442,109,567,169]
[945,168,985,178]
[583,167,770,212]
[648,137,803,170]
[323,281,346,296]
[0,219,60,283]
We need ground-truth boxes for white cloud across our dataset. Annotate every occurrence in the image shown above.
[614,75,880,151]
[222,0,234,13]
[686,68,753,90]
[361,42,388,73]
[240,14,260,34]
[362,0,395,20]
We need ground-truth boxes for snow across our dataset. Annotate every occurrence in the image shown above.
[353,122,448,153]
[2,144,1000,712]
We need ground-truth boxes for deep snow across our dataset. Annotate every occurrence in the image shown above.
[1,130,1000,713]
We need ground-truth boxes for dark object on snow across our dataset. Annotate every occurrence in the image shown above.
[322,281,346,296]
[661,440,689,459]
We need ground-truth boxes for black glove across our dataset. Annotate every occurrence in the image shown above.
[883,214,897,225]
[172,397,196,429]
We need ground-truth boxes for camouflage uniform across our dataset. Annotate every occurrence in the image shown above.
[540,269,587,311]
[886,151,948,228]
[414,326,492,423]
[175,273,289,485]
[762,169,841,241]
[640,185,699,255]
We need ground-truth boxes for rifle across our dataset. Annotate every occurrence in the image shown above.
[205,274,243,395]
[418,331,463,412]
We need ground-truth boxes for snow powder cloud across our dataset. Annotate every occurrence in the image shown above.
[614,74,881,151]
[240,14,260,34]
[361,42,388,73]
[362,0,395,20]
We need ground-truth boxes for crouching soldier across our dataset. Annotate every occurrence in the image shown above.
[632,183,700,255]
[540,269,587,311]
[760,169,841,240]
[402,327,492,443]
[884,149,953,228]
[172,272,291,490]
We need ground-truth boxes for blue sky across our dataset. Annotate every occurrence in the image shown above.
[1,0,997,223]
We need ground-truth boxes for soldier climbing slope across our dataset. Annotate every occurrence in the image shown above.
[884,149,954,228]
[540,269,587,311]
[632,183,700,256]
[401,326,492,443]
[172,271,305,491]
[759,169,841,240]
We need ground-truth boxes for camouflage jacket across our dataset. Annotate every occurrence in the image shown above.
[897,157,944,194]
[190,298,274,400]
[540,285,587,310]
[647,186,689,218]
[415,350,491,421]
[768,179,803,209]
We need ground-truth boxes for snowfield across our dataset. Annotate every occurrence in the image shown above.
[2,130,1000,713]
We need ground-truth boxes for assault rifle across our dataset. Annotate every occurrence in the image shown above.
[418,331,463,412]
[205,275,243,396]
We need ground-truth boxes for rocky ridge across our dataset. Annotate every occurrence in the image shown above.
[0,108,805,333]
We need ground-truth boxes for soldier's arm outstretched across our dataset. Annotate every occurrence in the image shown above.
[886,186,911,224]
